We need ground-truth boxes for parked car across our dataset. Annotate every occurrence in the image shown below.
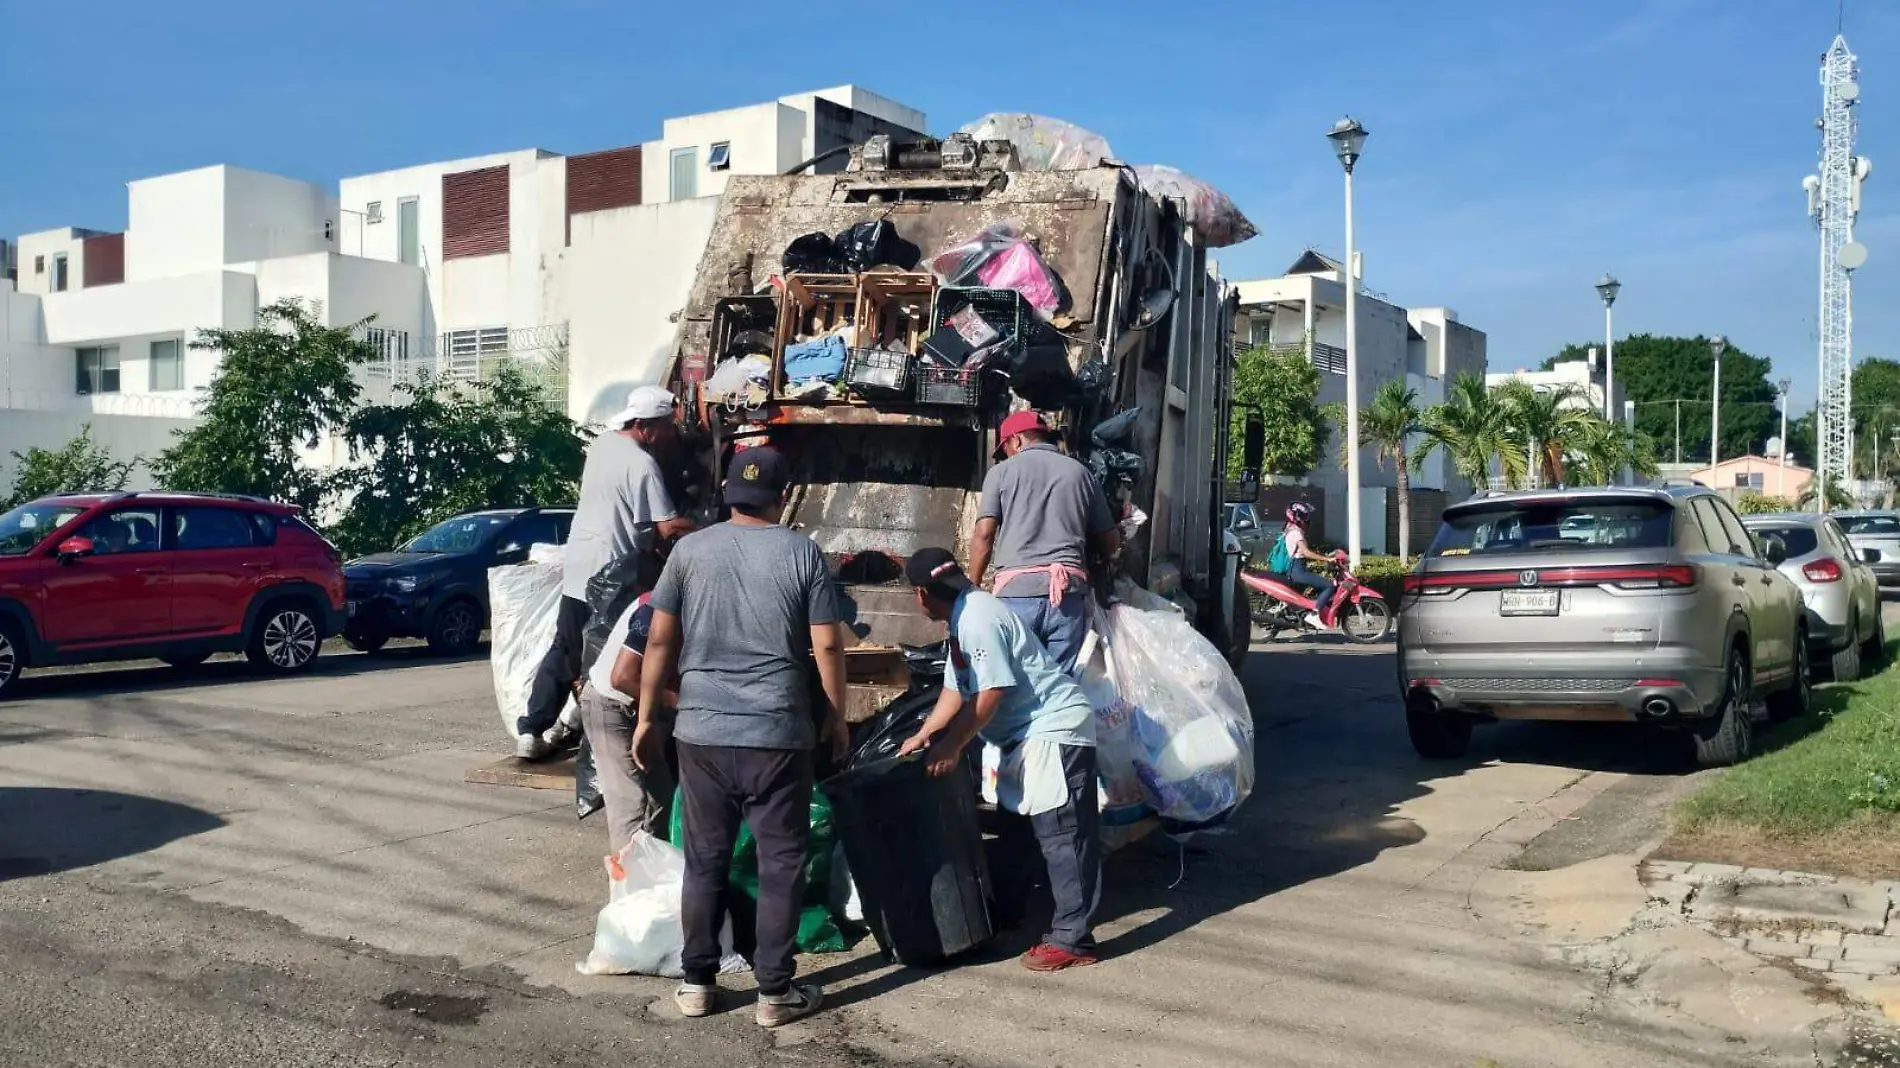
[1832,510,1900,587]
[1224,502,1281,566]
[1740,512,1885,681]
[342,508,574,655]
[0,491,345,698]
[1398,485,1809,767]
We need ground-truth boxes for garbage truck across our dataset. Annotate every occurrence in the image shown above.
[660,132,1246,709]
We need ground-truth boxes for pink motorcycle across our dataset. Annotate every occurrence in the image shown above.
[1239,550,1392,644]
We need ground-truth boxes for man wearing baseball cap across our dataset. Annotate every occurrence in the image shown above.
[635,445,850,1028]
[897,546,1102,972]
[518,384,696,758]
[968,409,1120,675]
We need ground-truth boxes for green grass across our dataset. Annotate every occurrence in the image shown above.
[1676,647,1900,836]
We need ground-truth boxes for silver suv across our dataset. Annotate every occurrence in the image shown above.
[1740,512,1884,682]
[1398,486,1809,767]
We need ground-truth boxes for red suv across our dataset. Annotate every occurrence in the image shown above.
[0,491,346,697]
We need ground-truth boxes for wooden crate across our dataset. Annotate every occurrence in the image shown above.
[855,272,937,353]
[774,273,859,396]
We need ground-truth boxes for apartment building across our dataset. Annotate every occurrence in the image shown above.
[0,85,926,491]
[1232,250,1488,552]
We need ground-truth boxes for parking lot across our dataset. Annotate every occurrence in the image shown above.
[2,624,1888,1067]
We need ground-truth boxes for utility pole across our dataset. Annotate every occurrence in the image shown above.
[1674,399,1683,465]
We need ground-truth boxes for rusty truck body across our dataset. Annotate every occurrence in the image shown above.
[663,140,1244,669]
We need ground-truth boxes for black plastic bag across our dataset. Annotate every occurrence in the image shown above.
[1008,321,1077,409]
[836,220,920,272]
[783,232,844,274]
[1092,406,1141,448]
[575,736,605,820]
[847,685,943,769]
[902,641,948,689]
[582,546,663,670]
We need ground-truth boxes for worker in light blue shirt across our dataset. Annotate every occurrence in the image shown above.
[896,547,1102,973]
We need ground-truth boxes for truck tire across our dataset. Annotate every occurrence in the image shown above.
[1693,648,1753,768]
[1830,622,1862,682]
[1226,571,1251,671]
[1406,700,1471,760]
[427,597,483,657]
[1768,625,1811,721]
[0,618,23,700]
[247,599,324,675]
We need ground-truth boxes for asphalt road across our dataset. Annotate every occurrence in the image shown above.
[1,621,1886,1067]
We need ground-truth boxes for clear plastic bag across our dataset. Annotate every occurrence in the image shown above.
[577,834,748,978]
[1134,165,1258,249]
[488,554,570,740]
[1099,582,1254,829]
[928,223,1061,318]
[957,113,1113,172]
[702,355,772,402]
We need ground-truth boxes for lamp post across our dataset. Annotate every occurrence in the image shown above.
[1709,335,1727,472]
[1328,116,1368,569]
[1596,274,1621,420]
[1777,378,1791,498]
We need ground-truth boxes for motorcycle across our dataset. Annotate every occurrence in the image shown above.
[1239,550,1392,644]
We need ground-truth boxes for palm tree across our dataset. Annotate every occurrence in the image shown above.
[1331,380,1426,559]
[1566,418,1661,487]
[1799,474,1856,511]
[1494,380,1597,489]
[1419,372,1524,496]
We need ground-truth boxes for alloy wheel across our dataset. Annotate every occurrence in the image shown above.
[0,631,17,691]
[264,609,320,669]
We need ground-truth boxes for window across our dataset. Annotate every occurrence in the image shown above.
[75,508,162,555]
[398,197,420,265]
[150,338,184,391]
[1733,471,1764,490]
[366,200,385,224]
[51,253,68,292]
[1748,523,1819,559]
[708,142,732,171]
[33,255,43,275]
[1689,498,1749,557]
[364,327,410,379]
[75,346,121,394]
[1711,499,1758,560]
[1426,499,1675,557]
[670,147,698,200]
[1839,514,1900,537]
[443,327,508,380]
[1247,318,1273,347]
[170,507,259,551]
[502,514,562,553]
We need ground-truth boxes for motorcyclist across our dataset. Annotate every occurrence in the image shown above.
[1276,503,1336,629]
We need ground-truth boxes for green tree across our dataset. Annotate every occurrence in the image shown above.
[2,424,140,510]
[153,299,370,515]
[1849,358,1900,480]
[1419,372,1523,493]
[1323,379,1425,559]
[1542,334,1780,463]
[1228,344,1329,479]
[1734,492,1798,515]
[1494,380,1598,489]
[1566,418,1661,487]
[327,363,590,556]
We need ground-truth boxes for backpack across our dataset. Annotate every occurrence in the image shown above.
[1265,532,1292,575]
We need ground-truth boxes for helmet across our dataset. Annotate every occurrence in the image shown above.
[1285,502,1315,526]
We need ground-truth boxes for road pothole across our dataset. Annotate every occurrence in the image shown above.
[377,989,489,1025]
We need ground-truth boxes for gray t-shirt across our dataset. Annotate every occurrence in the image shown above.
[562,433,677,600]
[649,521,842,750]
[978,444,1115,597]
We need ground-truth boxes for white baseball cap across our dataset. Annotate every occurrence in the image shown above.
[609,385,676,428]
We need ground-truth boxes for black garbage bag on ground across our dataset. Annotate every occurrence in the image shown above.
[783,232,845,274]
[835,220,921,272]
[575,736,605,819]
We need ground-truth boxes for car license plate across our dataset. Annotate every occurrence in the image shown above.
[346,600,361,616]
[1499,589,1559,617]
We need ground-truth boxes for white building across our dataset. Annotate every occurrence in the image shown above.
[1232,250,1488,551]
[0,85,926,493]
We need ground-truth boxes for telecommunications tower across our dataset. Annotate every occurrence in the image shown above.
[1807,33,1872,505]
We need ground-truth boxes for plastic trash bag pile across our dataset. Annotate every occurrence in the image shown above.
[957,113,1114,172]
[667,785,849,953]
[488,544,575,742]
[1133,165,1258,248]
[576,833,748,978]
[927,222,1063,320]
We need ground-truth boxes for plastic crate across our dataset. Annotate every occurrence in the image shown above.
[844,347,914,399]
[931,287,1027,369]
[916,364,982,407]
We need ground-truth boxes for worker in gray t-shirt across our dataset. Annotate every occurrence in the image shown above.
[518,385,695,758]
[969,410,1120,676]
[635,445,848,1028]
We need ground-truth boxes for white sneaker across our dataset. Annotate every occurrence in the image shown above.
[540,718,578,750]
[1302,612,1323,630]
[756,984,823,1028]
[675,983,717,1018]
[515,733,553,760]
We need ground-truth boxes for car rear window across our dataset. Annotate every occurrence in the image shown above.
[1427,499,1674,558]
[1746,525,1818,558]
[1840,515,1900,536]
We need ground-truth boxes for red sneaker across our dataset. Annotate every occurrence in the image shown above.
[1020,942,1100,972]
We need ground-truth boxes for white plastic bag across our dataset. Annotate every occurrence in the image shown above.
[1077,636,1152,829]
[487,549,573,740]
[1133,164,1258,249]
[702,355,772,402]
[586,597,644,704]
[828,843,863,924]
[577,834,749,978]
[1100,582,1255,828]
[957,113,1113,172]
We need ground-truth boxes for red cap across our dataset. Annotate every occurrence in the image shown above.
[994,410,1052,458]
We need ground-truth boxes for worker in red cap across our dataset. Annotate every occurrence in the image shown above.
[968,409,1120,675]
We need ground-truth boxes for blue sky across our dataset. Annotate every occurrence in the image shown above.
[4,0,1892,413]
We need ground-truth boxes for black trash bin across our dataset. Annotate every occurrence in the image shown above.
[825,754,994,966]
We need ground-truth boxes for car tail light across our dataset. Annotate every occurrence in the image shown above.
[1598,564,1699,590]
[1803,558,1844,583]
[1404,563,1698,592]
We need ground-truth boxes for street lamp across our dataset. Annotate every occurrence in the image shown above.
[1777,377,1791,498]
[1596,274,1621,421]
[1709,335,1727,472]
[1328,116,1368,568]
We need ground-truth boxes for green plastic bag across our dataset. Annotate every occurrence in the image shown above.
[669,784,848,954]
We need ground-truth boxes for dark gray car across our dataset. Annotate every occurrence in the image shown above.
[1398,486,1809,767]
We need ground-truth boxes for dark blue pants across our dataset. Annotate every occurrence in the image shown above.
[1287,561,1335,615]
[1000,591,1090,676]
[992,744,1102,955]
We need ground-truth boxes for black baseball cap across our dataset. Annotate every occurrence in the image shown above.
[905,547,973,598]
[724,446,791,508]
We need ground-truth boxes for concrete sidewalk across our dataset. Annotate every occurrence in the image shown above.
[0,642,1869,1065]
